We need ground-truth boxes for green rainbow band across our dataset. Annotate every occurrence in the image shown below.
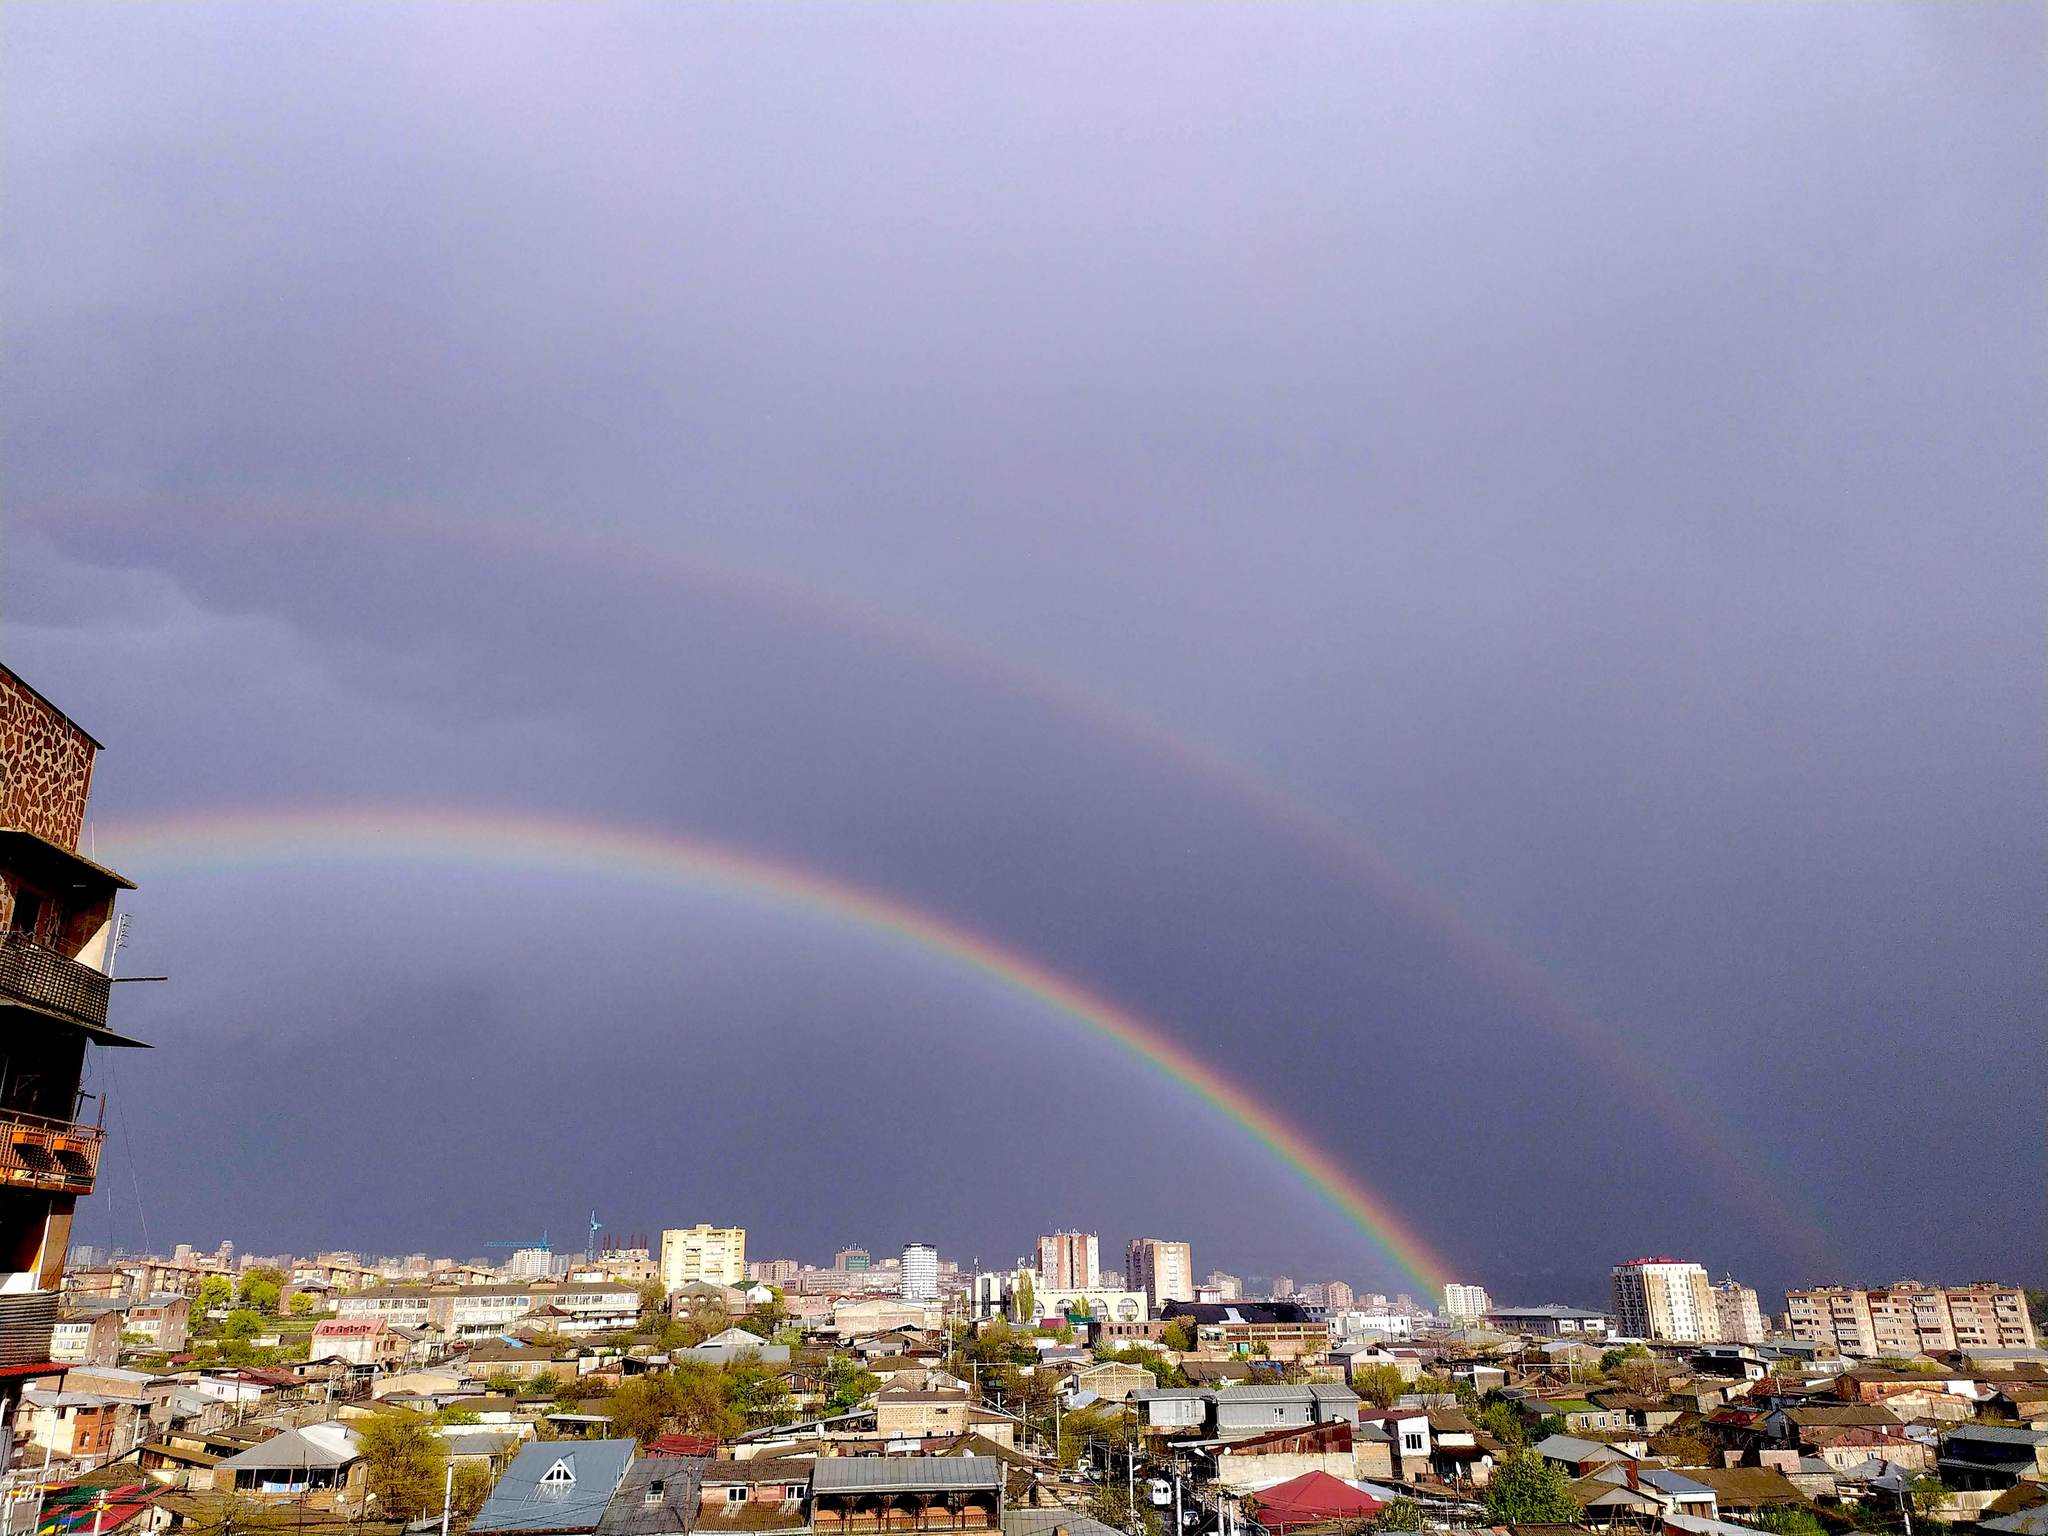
[103,806,1454,1296]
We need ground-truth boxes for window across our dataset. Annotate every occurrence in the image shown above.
[785,1487,806,1501]
[541,1460,576,1488]
[727,1487,748,1504]
[645,1481,666,1505]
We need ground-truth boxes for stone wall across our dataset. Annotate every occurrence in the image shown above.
[0,668,97,853]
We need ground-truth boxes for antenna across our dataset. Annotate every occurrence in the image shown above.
[104,913,131,979]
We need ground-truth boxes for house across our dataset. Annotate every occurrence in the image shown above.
[593,1453,701,1536]
[1357,1407,1431,1476]
[696,1457,815,1531]
[126,1296,191,1353]
[1205,1421,1390,1491]
[53,1304,124,1366]
[1064,1361,1156,1404]
[1134,1388,1210,1435]
[1585,1390,1685,1434]
[1532,1435,1639,1478]
[1423,1408,1493,1487]
[1680,1467,1813,1516]
[1242,1469,1383,1532]
[675,1327,791,1366]
[214,1423,365,1499]
[19,1386,148,1465]
[1939,1426,2048,1492]
[811,1456,1002,1535]
[876,1390,974,1439]
[471,1439,637,1535]
[1212,1384,1359,1438]
[308,1318,408,1368]
[1569,1465,1718,1527]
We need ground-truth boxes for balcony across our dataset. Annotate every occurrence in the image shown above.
[0,930,110,1031]
[0,1107,103,1195]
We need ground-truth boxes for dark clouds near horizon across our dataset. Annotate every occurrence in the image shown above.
[2,2,2042,1304]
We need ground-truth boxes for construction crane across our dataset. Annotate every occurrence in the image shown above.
[482,1232,550,1253]
[586,1212,602,1259]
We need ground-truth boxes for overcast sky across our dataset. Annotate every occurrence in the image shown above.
[3,2,2042,1304]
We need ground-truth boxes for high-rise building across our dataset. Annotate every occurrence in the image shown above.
[1711,1277,1766,1344]
[1126,1239,1194,1310]
[1036,1231,1099,1289]
[1201,1271,1242,1302]
[1325,1281,1355,1313]
[749,1258,801,1284]
[834,1247,872,1272]
[0,665,145,1460]
[505,1246,555,1280]
[1270,1275,1296,1301]
[1611,1258,1715,1342]
[1442,1283,1491,1321]
[1787,1282,2037,1357]
[659,1225,746,1289]
[900,1243,939,1302]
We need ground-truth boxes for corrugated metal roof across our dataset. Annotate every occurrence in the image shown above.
[811,1457,1002,1493]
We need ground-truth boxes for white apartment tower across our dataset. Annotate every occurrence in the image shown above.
[1442,1283,1491,1321]
[659,1224,747,1289]
[1125,1239,1194,1309]
[1611,1257,1715,1342]
[900,1243,939,1302]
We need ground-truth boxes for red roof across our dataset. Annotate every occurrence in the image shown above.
[647,1433,720,1456]
[1247,1471,1383,1531]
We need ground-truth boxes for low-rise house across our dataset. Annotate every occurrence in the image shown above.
[470,1438,636,1536]
[1212,1384,1359,1438]
[53,1304,124,1366]
[1423,1407,1493,1487]
[214,1423,365,1500]
[1585,1389,1684,1434]
[19,1386,148,1465]
[1204,1420,1392,1491]
[876,1389,974,1439]
[1569,1465,1719,1528]
[1064,1361,1156,1404]
[1134,1388,1210,1435]
[126,1296,192,1353]
[1680,1467,1814,1517]
[675,1327,791,1366]
[1939,1425,2048,1492]
[308,1318,408,1368]
[1532,1435,1639,1478]
[1357,1406,1430,1476]
[811,1456,1001,1535]
[593,1453,702,1536]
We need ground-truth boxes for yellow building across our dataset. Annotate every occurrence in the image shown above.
[659,1225,746,1289]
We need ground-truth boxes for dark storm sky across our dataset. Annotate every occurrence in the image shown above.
[3,2,2042,1306]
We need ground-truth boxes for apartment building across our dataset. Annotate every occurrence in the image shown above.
[1610,1258,1715,1342]
[1036,1231,1099,1289]
[1442,1284,1491,1322]
[1787,1282,2037,1357]
[336,1280,639,1339]
[1712,1279,1766,1344]
[1126,1238,1193,1309]
[0,666,147,1464]
[659,1225,746,1289]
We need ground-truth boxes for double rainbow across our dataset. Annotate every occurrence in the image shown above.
[104,805,1456,1296]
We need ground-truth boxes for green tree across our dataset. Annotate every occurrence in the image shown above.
[1015,1274,1034,1324]
[238,1278,282,1314]
[636,1280,670,1320]
[433,1407,482,1426]
[1748,1507,1826,1536]
[1354,1364,1407,1408]
[1159,1318,1194,1353]
[1481,1449,1581,1524]
[722,1360,793,1427]
[288,1292,316,1316]
[222,1309,262,1340]
[1411,1373,1450,1396]
[823,1356,881,1413]
[356,1413,449,1521]
[197,1276,233,1311]
[1477,1400,1527,1447]
[1369,1497,1422,1532]
[608,1374,680,1445]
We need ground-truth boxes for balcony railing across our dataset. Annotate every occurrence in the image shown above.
[0,930,110,1030]
[0,1107,103,1195]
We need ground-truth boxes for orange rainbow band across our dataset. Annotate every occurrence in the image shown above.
[103,806,1457,1296]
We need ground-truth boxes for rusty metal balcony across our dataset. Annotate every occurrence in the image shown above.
[0,1107,103,1195]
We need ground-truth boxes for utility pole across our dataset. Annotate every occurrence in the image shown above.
[439,1460,454,1536]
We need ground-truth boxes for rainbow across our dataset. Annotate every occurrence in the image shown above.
[103,805,1457,1295]
[38,494,1833,1270]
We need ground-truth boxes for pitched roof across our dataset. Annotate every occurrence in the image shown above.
[470,1440,637,1534]
[1245,1470,1382,1531]
[215,1424,362,1472]
[811,1457,1002,1493]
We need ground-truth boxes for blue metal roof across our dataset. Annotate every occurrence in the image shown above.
[471,1440,637,1534]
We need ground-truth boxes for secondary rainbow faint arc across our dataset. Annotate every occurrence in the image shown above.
[42,495,1834,1269]
[103,805,1456,1295]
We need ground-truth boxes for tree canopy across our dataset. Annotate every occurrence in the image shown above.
[1482,1448,1582,1525]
